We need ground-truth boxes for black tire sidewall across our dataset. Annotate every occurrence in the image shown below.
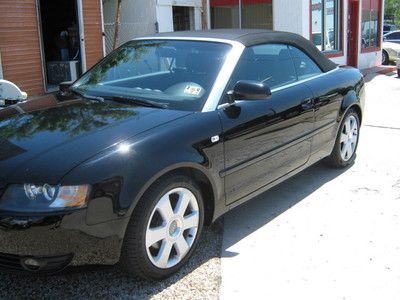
[330,109,360,167]
[382,50,389,65]
[121,175,205,280]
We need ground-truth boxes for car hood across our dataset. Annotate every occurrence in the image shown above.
[0,95,191,185]
[383,41,400,51]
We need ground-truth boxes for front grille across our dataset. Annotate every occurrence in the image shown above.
[0,252,73,274]
[0,253,23,271]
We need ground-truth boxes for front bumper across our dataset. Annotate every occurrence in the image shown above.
[0,209,128,274]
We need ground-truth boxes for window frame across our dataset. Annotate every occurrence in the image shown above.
[218,43,327,106]
[360,0,383,53]
[309,0,344,58]
[210,0,273,30]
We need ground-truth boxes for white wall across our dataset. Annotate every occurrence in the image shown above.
[102,0,157,52]
[273,0,309,37]
[120,0,157,41]
[156,0,203,33]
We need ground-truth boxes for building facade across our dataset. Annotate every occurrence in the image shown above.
[208,0,384,69]
[0,0,384,98]
[102,0,206,54]
[104,0,383,70]
[0,0,105,96]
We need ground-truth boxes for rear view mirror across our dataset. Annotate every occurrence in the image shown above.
[228,80,272,103]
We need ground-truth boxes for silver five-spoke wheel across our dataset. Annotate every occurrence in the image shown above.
[339,115,358,161]
[146,187,199,269]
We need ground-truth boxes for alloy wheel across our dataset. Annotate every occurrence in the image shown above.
[145,187,199,269]
[339,115,358,161]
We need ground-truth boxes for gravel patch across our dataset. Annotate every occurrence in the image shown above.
[0,220,223,300]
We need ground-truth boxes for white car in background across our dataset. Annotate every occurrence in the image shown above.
[382,41,400,65]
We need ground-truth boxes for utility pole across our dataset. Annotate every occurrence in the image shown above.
[113,0,122,49]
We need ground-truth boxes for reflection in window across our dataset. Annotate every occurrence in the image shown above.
[311,0,341,52]
[361,0,381,49]
[210,0,272,30]
[289,46,322,80]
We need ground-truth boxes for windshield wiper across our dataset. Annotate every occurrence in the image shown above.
[108,95,168,109]
[70,89,105,102]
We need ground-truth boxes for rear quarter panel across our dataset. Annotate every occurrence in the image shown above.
[305,67,364,164]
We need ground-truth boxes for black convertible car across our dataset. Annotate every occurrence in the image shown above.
[0,30,364,279]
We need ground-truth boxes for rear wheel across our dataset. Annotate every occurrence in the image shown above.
[120,174,204,280]
[326,109,360,168]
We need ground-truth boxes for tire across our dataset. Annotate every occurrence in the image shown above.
[382,50,389,65]
[325,108,360,168]
[397,68,400,78]
[120,174,204,280]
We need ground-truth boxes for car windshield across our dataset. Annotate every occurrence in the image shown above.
[72,40,232,111]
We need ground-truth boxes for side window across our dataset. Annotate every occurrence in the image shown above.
[229,44,297,90]
[289,46,322,80]
[391,32,400,39]
[386,33,394,39]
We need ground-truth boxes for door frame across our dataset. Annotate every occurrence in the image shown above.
[36,0,86,92]
[347,0,359,67]
[76,0,87,72]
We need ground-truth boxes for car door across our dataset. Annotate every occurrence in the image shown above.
[290,44,344,159]
[218,44,315,205]
[385,32,400,44]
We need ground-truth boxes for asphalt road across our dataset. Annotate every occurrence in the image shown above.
[221,72,400,299]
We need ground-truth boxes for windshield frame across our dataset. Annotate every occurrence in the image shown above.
[72,37,245,113]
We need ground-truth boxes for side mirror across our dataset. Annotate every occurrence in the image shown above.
[57,81,74,99]
[228,80,272,103]
[59,81,73,94]
[383,36,387,41]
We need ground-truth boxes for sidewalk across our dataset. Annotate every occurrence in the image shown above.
[361,65,397,76]
[220,73,400,300]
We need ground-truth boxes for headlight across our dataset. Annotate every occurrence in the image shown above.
[0,184,90,213]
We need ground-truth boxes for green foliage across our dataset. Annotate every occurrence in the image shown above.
[385,0,400,27]
[77,41,165,91]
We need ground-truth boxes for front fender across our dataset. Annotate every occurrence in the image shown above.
[60,111,224,224]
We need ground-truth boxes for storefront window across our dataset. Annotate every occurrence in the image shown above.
[361,0,381,49]
[311,0,341,52]
[210,0,272,30]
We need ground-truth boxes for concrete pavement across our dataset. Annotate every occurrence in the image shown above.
[220,72,400,300]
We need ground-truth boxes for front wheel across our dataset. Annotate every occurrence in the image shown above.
[120,174,204,280]
[326,108,360,168]
[382,50,389,65]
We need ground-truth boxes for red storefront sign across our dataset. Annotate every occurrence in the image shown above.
[210,0,272,6]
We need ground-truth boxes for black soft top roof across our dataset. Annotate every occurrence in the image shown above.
[140,29,337,73]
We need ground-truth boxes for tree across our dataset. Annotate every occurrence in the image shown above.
[385,0,400,27]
